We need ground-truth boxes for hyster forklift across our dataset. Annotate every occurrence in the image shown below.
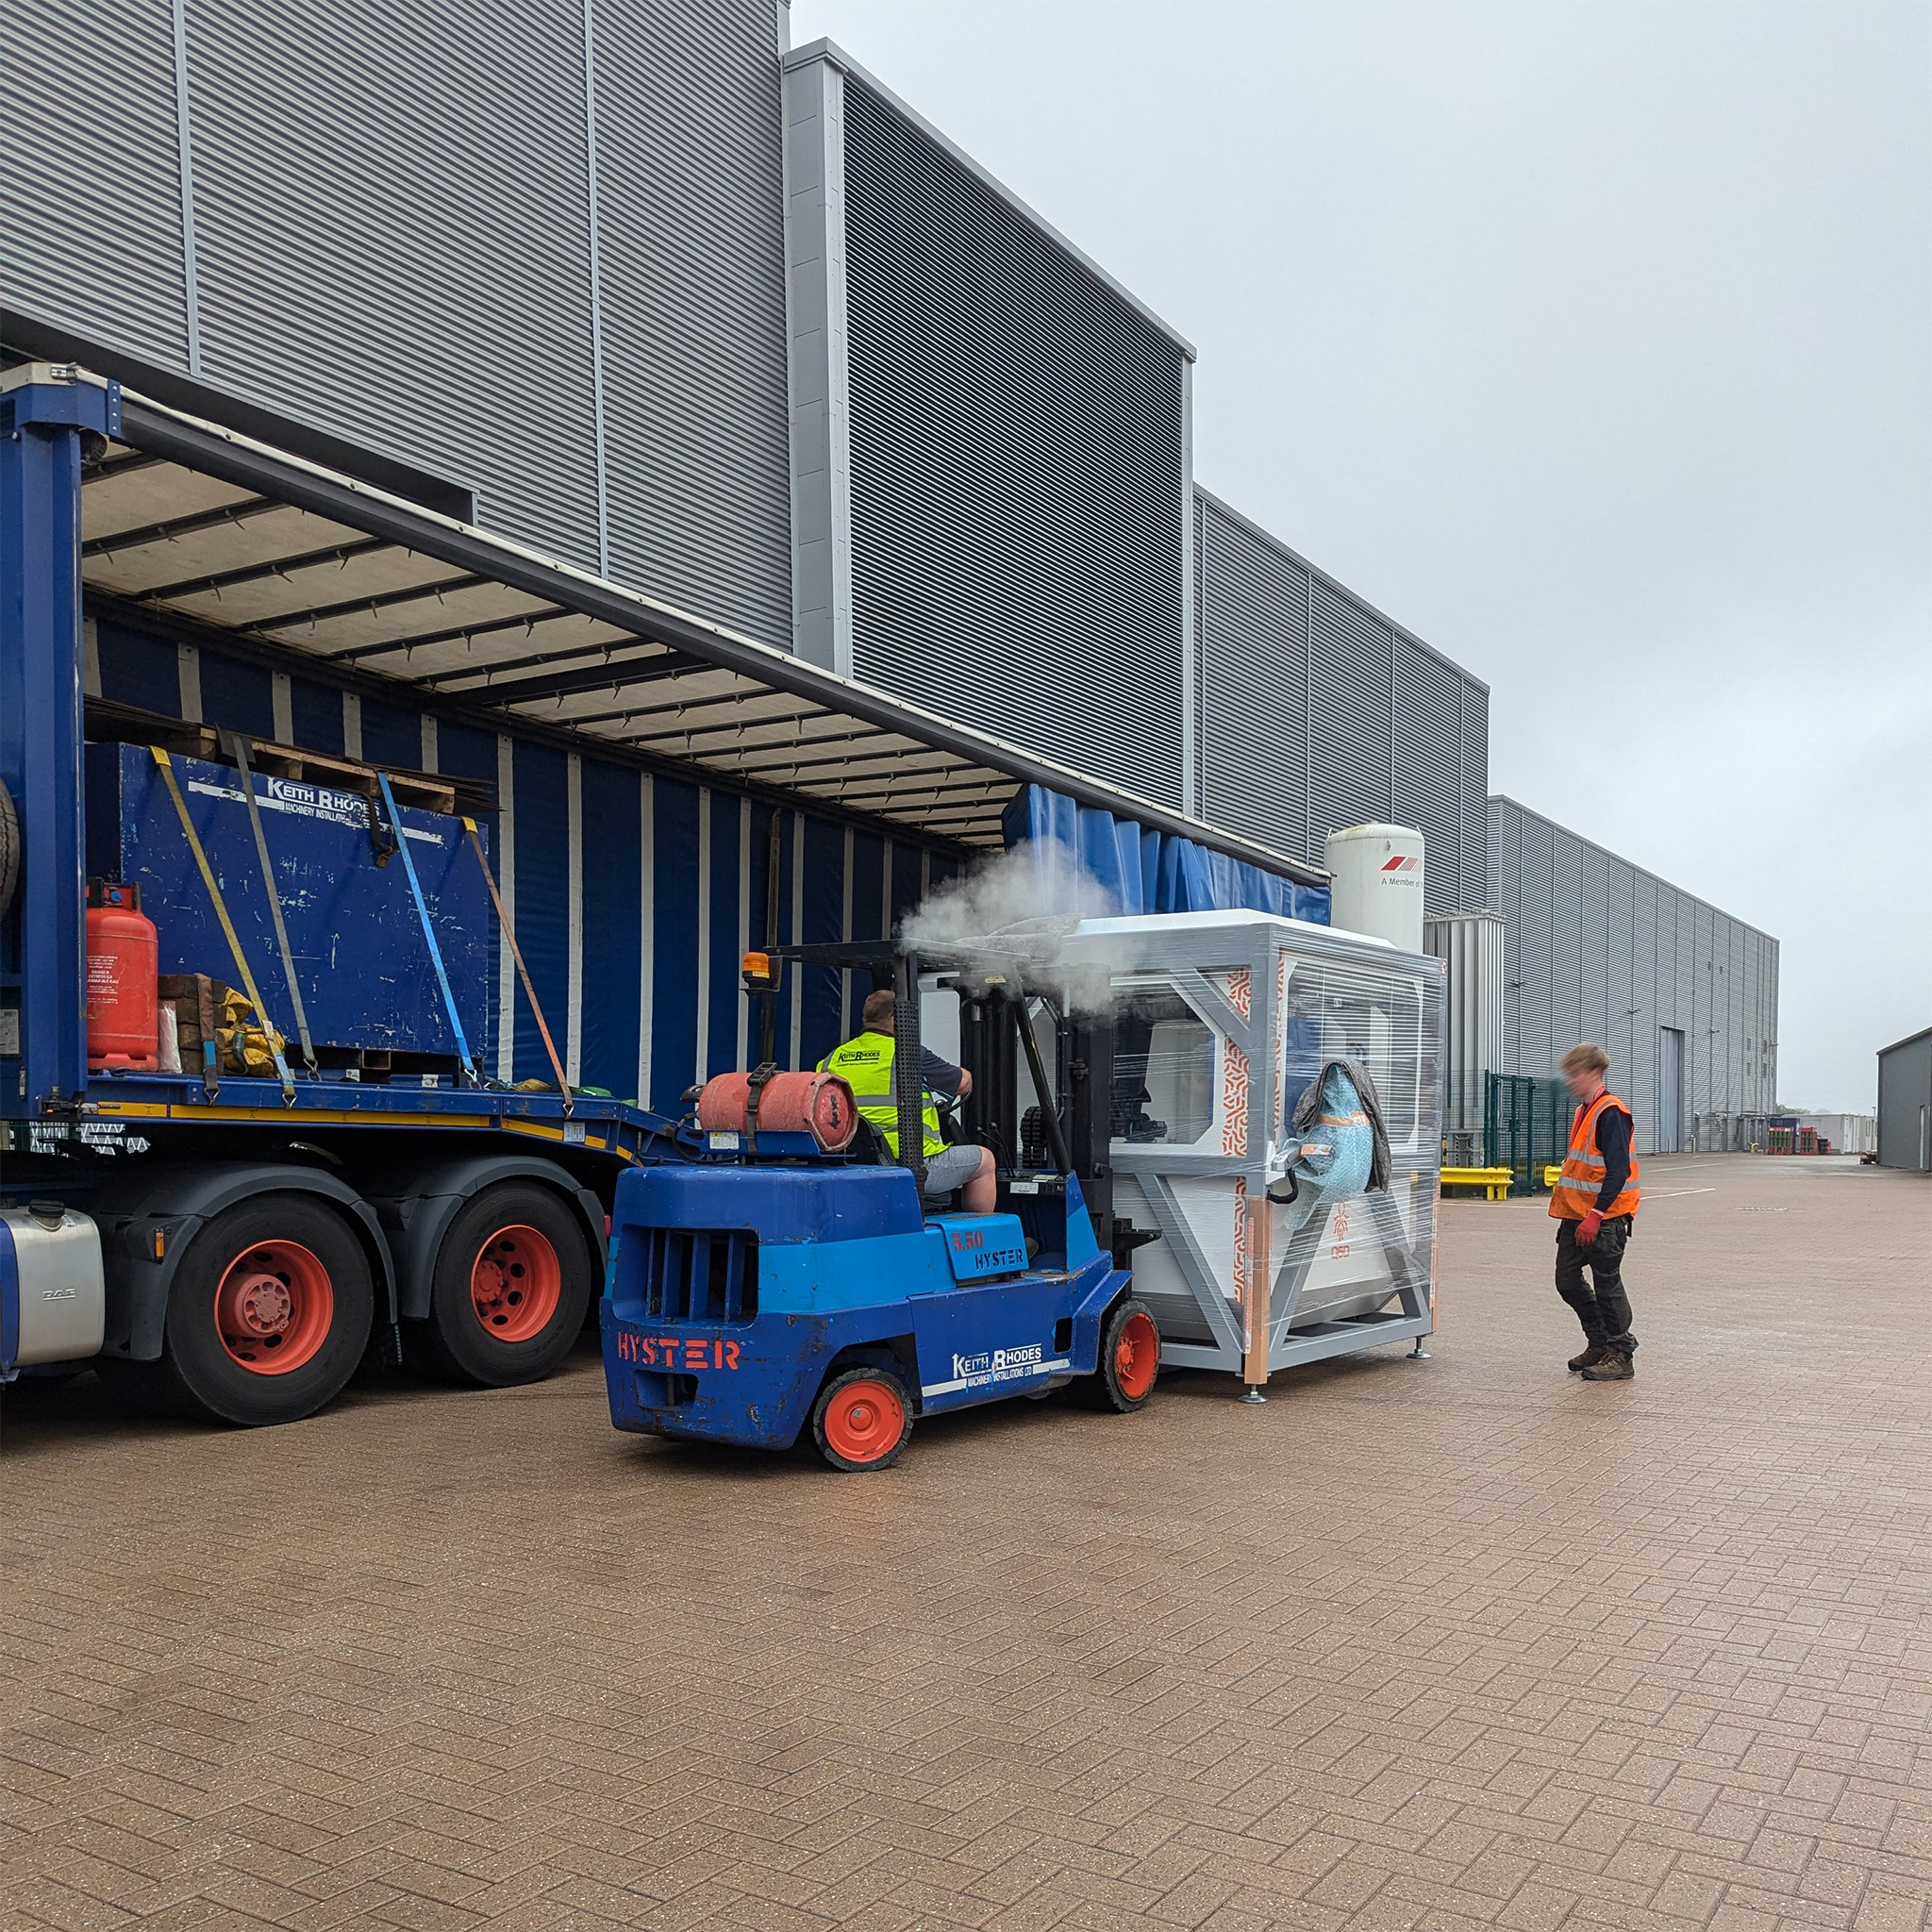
[599,907,1445,1472]
[600,927,1165,1471]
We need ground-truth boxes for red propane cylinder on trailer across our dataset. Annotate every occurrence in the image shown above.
[86,878,160,1072]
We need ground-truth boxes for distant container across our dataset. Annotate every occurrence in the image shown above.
[1326,824,1424,953]
[1793,1113,1876,1157]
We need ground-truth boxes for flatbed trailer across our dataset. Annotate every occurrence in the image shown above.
[1,362,693,1423]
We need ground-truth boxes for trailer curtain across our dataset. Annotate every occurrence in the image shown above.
[1001,787,1329,924]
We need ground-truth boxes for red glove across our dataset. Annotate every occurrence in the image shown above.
[1575,1209,1604,1246]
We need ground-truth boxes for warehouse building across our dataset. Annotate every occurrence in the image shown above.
[1483,797,1779,1155]
[7,1,1774,1124]
[4,9,1492,910]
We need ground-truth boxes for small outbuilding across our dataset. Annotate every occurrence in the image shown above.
[1876,1026,1932,1171]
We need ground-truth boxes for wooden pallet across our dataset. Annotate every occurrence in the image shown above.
[85,695,488,817]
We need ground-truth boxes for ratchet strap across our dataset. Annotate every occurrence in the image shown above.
[219,731,316,1074]
[149,746,296,1103]
[462,816,571,1111]
[375,773,477,1088]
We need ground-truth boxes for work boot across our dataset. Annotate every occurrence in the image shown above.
[1568,1342,1609,1373]
[1580,1344,1634,1382]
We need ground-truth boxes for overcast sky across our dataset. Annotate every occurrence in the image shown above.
[791,0,1930,1112]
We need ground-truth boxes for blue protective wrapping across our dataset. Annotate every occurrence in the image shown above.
[1001,786,1330,923]
[86,741,491,1059]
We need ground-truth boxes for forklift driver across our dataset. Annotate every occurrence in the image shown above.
[821,990,998,1213]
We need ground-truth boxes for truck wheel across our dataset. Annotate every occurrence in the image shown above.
[812,1367,912,1473]
[1078,1295,1160,1412]
[408,1184,592,1388]
[107,1195,375,1425]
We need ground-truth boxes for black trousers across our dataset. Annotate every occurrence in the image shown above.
[1555,1215,1637,1349]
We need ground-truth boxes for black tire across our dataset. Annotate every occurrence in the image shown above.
[1075,1295,1160,1413]
[811,1366,913,1473]
[99,1194,375,1426]
[404,1183,593,1388]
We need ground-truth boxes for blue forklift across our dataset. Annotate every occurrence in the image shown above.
[601,934,1162,1470]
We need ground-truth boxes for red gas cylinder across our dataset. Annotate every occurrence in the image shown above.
[697,1070,858,1151]
[86,879,160,1072]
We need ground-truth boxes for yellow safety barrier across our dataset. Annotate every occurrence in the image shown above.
[1441,1165,1515,1201]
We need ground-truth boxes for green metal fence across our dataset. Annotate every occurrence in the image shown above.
[1484,1073,1573,1195]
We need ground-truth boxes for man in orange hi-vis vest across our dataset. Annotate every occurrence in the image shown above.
[1551,1042,1641,1380]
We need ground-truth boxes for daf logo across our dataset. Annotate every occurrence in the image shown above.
[41,1286,77,1301]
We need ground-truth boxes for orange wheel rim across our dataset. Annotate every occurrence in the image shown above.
[823,1379,904,1463]
[1113,1310,1158,1400]
[215,1240,335,1375]
[470,1224,562,1343]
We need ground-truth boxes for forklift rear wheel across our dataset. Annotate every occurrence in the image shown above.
[408,1184,593,1388]
[101,1194,375,1425]
[812,1367,912,1473]
[1078,1295,1160,1412]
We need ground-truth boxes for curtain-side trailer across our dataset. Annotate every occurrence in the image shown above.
[0,364,684,1424]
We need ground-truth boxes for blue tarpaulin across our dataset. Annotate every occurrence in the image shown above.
[1001,787,1329,924]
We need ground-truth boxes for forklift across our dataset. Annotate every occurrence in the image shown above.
[599,927,1161,1471]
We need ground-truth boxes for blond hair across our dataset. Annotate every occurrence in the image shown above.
[1558,1042,1610,1075]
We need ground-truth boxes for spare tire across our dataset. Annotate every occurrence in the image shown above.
[0,776,18,921]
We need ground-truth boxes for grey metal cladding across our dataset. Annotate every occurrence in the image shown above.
[1458,680,1490,909]
[594,0,792,642]
[1195,495,1310,859]
[837,74,1187,807]
[1307,580,1392,851]
[1489,792,1780,1138]
[1391,636,1461,915]
[2,0,190,363]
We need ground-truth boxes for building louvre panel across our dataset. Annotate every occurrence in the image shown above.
[9,0,793,648]
[1194,495,1310,859]
[594,2,792,642]
[184,0,603,567]
[1307,580,1392,851]
[1391,637,1461,914]
[1458,682,1490,908]
[2,0,190,364]
[840,75,1187,807]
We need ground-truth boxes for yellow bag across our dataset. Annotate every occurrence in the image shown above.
[217,986,287,1075]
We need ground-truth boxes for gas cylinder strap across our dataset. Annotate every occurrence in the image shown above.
[219,731,316,1074]
[149,746,296,1103]
[375,773,476,1088]
[461,817,572,1111]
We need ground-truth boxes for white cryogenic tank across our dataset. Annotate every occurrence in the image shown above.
[1324,824,1424,952]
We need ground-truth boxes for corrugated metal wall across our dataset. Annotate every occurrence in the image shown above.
[4,0,794,643]
[1489,795,1778,1154]
[1194,490,1490,914]
[85,617,960,1110]
[793,50,1192,809]
[2,0,191,366]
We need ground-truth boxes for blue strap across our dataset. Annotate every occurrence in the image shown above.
[376,773,477,1086]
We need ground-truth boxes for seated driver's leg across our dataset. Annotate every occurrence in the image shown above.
[961,1147,997,1215]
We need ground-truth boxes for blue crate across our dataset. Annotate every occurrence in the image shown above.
[86,741,492,1059]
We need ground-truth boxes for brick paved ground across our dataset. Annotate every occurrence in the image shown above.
[5,1153,1929,1932]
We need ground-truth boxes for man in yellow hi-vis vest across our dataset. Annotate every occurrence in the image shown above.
[821,990,997,1212]
[1551,1041,1641,1381]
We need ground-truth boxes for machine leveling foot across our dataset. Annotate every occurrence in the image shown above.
[1407,1341,1431,1359]
[1238,1385,1268,1405]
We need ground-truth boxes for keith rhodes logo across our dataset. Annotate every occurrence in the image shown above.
[928,1341,1056,1397]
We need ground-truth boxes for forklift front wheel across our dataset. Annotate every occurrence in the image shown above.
[1080,1296,1160,1413]
[812,1368,912,1473]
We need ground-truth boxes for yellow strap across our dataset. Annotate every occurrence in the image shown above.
[150,746,293,1101]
